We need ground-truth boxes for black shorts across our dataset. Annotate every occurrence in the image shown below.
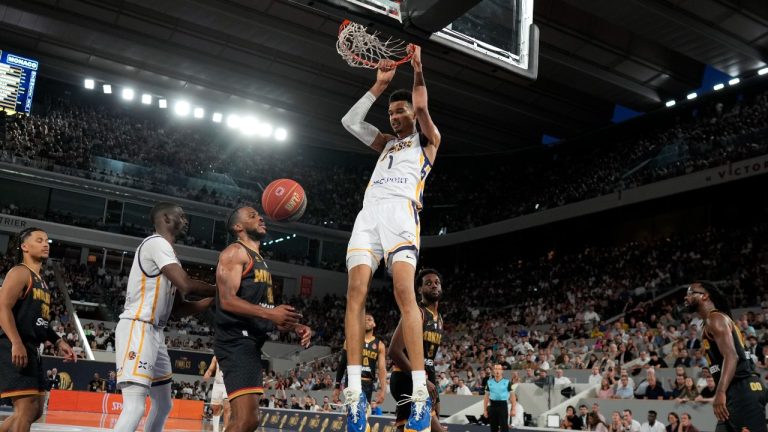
[0,339,45,399]
[361,379,374,404]
[390,371,439,426]
[214,336,265,401]
[715,374,768,432]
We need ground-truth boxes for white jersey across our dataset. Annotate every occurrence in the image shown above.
[119,235,180,327]
[363,132,432,209]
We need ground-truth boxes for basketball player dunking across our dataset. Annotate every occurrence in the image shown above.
[685,281,768,432]
[341,45,440,432]
[389,269,444,432]
[0,228,76,432]
[113,202,216,432]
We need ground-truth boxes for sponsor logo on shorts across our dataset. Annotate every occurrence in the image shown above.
[138,360,149,370]
[709,364,721,374]
[128,351,136,360]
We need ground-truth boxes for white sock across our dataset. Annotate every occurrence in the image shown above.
[347,365,362,392]
[212,414,221,432]
[113,383,148,432]
[411,370,427,389]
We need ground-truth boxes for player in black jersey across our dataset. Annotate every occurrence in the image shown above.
[685,281,768,432]
[0,228,76,432]
[389,268,443,432]
[334,313,388,407]
[214,206,312,432]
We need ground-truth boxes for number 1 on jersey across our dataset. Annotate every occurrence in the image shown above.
[388,155,393,169]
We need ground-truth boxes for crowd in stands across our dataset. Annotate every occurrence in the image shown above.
[2,81,767,235]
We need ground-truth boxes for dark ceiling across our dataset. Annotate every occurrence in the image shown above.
[1,0,766,155]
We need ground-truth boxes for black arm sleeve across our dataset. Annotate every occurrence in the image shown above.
[335,348,348,388]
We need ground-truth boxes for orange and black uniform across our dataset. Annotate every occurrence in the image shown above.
[213,242,275,401]
[336,337,382,402]
[0,265,60,399]
[390,305,443,426]
[702,310,768,432]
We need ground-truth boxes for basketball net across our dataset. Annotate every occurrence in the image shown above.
[336,20,413,68]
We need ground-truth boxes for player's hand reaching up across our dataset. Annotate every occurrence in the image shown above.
[267,304,302,327]
[409,44,422,70]
[376,59,397,85]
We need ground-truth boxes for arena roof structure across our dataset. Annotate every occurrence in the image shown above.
[1,0,766,154]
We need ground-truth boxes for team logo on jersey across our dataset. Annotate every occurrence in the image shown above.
[128,351,136,360]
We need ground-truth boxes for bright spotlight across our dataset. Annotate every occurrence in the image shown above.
[258,122,273,137]
[84,79,95,90]
[275,128,288,141]
[240,116,258,135]
[121,88,135,101]
[665,100,676,107]
[713,83,725,91]
[728,78,740,86]
[686,92,697,100]
[174,101,191,116]
[141,94,152,105]
[193,107,204,119]
[759,67,768,76]
[102,84,112,94]
[212,112,223,123]
[227,114,241,129]
[158,99,168,109]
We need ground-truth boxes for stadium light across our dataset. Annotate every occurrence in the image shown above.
[193,107,204,119]
[665,100,676,107]
[174,101,191,116]
[258,122,273,138]
[141,94,152,105]
[275,128,288,141]
[240,116,258,135]
[759,67,768,76]
[212,112,223,123]
[122,88,135,101]
[227,114,241,129]
[158,99,168,109]
[713,83,725,91]
[686,92,697,100]
[102,84,112,94]
[728,78,740,86]
[84,79,95,90]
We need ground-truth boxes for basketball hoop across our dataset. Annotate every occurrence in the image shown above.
[336,19,413,68]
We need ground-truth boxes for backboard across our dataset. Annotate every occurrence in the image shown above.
[291,0,539,81]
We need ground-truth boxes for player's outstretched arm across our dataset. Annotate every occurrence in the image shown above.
[410,46,441,162]
[216,244,301,327]
[341,60,397,153]
[161,263,216,297]
[172,293,213,318]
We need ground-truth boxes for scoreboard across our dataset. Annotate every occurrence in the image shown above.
[0,51,38,115]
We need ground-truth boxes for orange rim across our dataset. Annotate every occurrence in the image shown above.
[338,19,413,67]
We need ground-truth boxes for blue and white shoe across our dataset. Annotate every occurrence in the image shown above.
[343,388,369,432]
[403,387,432,432]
